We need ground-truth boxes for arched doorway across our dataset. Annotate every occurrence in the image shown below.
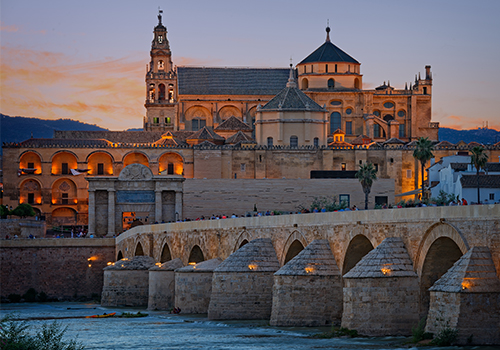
[160,243,172,262]
[188,245,204,264]
[135,242,144,256]
[284,240,304,264]
[420,237,463,317]
[342,235,374,275]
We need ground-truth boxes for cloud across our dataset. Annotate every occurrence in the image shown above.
[0,23,19,32]
[437,114,500,131]
[0,46,146,130]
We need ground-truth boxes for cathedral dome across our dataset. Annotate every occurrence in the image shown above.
[299,27,359,64]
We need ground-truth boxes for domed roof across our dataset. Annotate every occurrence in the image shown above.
[299,27,359,65]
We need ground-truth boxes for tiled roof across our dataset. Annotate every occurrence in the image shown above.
[436,140,454,147]
[429,246,500,293]
[225,131,255,144]
[260,82,325,112]
[214,116,252,131]
[104,256,155,270]
[187,126,225,141]
[299,40,359,64]
[383,137,406,145]
[343,237,417,278]
[10,138,114,148]
[54,130,165,143]
[468,141,483,147]
[214,238,280,273]
[460,174,500,188]
[350,135,372,145]
[275,240,340,276]
[485,162,500,172]
[328,140,353,148]
[177,67,291,95]
[332,128,345,135]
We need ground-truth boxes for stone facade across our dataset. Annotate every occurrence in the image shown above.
[208,238,280,320]
[425,247,500,345]
[148,258,184,311]
[101,256,155,307]
[0,218,46,238]
[341,237,419,336]
[270,239,343,327]
[174,258,222,314]
[0,238,115,300]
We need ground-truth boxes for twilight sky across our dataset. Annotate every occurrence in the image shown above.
[1,0,500,131]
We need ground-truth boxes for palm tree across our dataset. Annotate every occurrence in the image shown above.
[470,145,488,203]
[413,137,434,200]
[355,163,378,210]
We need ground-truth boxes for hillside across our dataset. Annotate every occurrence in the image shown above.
[1,114,499,146]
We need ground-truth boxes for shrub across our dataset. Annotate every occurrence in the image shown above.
[411,317,433,343]
[432,327,458,346]
[0,314,85,350]
[23,288,38,302]
[10,204,36,218]
[38,291,48,302]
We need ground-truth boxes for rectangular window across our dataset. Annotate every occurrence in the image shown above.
[267,137,273,147]
[373,124,380,138]
[62,193,68,205]
[374,164,379,172]
[97,163,104,175]
[346,121,352,135]
[167,163,174,175]
[490,193,495,201]
[325,64,328,73]
[375,196,388,206]
[61,163,69,175]
[153,117,159,124]
[28,193,35,204]
[240,163,246,172]
[341,163,346,171]
[165,117,171,124]
[339,194,350,208]
[399,123,405,138]
[28,162,34,169]
[406,169,412,179]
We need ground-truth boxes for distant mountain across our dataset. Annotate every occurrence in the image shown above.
[1,114,108,144]
[438,127,500,145]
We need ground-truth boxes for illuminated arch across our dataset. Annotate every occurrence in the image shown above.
[123,152,149,168]
[87,151,114,175]
[19,178,43,205]
[51,178,78,205]
[19,151,42,174]
[51,152,78,175]
[158,152,184,175]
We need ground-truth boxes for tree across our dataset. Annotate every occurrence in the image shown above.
[413,137,434,200]
[0,205,9,219]
[470,145,488,203]
[10,203,36,218]
[355,163,378,210]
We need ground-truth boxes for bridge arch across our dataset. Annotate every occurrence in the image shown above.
[416,222,468,317]
[280,230,308,266]
[341,234,375,275]
[188,245,204,264]
[159,237,173,262]
[117,250,123,261]
[134,241,145,256]
[234,230,253,253]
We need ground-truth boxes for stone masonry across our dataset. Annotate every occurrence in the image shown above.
[208,238,280,320]
[425,246,500,345]
[342,237,419,336]
[270,239,343,327]
[101,256,155,307]
[148,258,184,311]
[174,258,222,314]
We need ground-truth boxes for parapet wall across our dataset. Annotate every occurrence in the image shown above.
[0,238,115,300]
[0,219,46,238]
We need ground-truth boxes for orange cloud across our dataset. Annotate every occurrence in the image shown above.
[438,114,500,131]
[0,23,19,32]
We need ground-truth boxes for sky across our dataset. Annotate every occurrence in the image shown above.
[1,0,500,131]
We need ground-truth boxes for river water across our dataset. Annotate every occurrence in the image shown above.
[0,302,494,350]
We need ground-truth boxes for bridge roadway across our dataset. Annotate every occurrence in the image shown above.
[117,204,500,280]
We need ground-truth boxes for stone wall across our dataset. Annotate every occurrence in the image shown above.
[101,270,150,307]
[183,178,395,219]
[0,219,46,238]
[0,238,115,299]
[174,271,214,313]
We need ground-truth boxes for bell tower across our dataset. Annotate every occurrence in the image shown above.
[144,9,177,131]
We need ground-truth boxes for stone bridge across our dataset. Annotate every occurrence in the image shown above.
[117,205,499,310]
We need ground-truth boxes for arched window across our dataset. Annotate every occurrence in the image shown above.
[158,60,164,70]
[328,79,335,90]
[168,84,174,103]
[192,118,206,131]
[398,110,406,118]
[314,137,319,147]
[290,135,298,148]
[354,78,360,89]
[148,84,155,102]
[267,137,273,147]
[158,84,166,101]
[374,124,381,138]
[302,78,309,90]
[330,112,342,133]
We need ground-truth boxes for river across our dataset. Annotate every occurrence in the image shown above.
[0,302,494,350]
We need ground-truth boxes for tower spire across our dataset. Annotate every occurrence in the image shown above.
[158,7,163,25]
[286,62,297,88]
[326,20,331,43]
